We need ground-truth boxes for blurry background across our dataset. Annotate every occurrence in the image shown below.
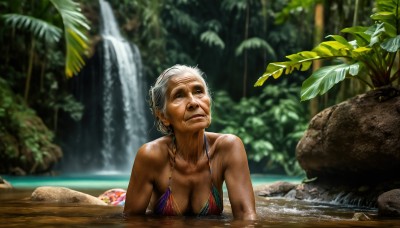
[0,0,375,177]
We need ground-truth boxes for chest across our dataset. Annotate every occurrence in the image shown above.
[152,157,223,214]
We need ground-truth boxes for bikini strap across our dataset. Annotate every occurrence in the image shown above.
[204,134,212,174]
[170,134,211,185]
[169,134,177,189]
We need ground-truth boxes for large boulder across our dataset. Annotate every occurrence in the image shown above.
[255,181,297,197]
[31,186,107,205]
[378,189,400,217]
[0,176,12,189]
[296,88,400,182]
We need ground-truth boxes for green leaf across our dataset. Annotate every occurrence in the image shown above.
[381,35,400,52]
[301,63,360,101]
[255,40,353,87]
[274,0,314,24]
[376,0,397,12]
[364,22,397,46]
[371,11,396,22]
[351,46,372,59]
[254,51,319,86]
[326,35,353,49]
[341,26,370,47]
[314,41,352,57]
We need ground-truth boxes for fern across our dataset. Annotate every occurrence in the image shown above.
[235,37,275,57]
[221,0,247,12]
[200,30,225,49]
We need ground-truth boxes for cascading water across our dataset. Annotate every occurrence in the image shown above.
[59,0,148,173]
[98,0,148,171]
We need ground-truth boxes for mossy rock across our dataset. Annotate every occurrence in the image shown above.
[0,78,62,175]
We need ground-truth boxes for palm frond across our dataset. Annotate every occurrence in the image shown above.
[2,13,62,43]
[50,0,90,77]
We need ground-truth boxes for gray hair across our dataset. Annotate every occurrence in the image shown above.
[149,64,211,135]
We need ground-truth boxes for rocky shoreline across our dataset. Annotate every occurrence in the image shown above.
[254,179,400,218]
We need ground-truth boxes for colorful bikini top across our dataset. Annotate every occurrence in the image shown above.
[154,135,223,216]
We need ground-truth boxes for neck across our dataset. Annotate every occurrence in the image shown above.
[173,130,206,164]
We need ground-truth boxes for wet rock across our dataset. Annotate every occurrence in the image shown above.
[10,167,26,176]
[31,186,107,205]
[256,181,296,197]
[352,212,371,221]
[283,180,390,208]
[296,89,400,182]
[0,176,12,189]
[377,189,400,217]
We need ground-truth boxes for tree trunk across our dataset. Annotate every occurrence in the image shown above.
[337,0,368,103]
[310,2,324,117]
[24,37,35,103]
[242,0,250,98]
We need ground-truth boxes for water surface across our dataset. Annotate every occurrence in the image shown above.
[1,175,399,227]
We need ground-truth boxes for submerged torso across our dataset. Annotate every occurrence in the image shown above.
[152,134,223,216]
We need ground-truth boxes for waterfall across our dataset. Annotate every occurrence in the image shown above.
[98,0,148,171]
[59,0,148,173]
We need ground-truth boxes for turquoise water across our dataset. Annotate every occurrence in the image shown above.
[3,173,131,189]
[3,174,302,190]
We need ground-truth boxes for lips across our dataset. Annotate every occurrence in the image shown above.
[187,114,205,120]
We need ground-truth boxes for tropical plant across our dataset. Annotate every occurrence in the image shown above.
[211,83,308,176]
[1,0,90,101]
[3,0,90,78]
[255,0,400,101]
[0,78,60,175]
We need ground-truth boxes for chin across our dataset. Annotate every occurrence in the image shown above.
[186,122,209,132]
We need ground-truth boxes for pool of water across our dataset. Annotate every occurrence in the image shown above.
[2,173,301,189]
[1,174,400,227]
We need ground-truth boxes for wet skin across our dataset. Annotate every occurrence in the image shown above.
[124,73,257,220]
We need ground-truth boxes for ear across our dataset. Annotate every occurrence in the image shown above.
[156,110,170,127]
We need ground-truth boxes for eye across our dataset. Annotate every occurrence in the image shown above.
[194,86,204,94]
[174,92,183,98]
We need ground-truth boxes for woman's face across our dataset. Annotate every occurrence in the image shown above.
[160,73,211,134]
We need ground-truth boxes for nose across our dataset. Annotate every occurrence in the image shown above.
[187,94,199,110]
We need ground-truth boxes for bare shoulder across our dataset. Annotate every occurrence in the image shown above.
[208,132,243,149]
[207,132,247,174]
[207,132,245,155]
[135,136,170,169]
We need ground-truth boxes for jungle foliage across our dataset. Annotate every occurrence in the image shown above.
[211,83,308,175]
[105,0,315,99]
[0,0,88,173]
[0,78,61,175]
[0,0,376,175]
[255,0,399,101]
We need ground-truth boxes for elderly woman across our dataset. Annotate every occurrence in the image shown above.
[123,65,257,220]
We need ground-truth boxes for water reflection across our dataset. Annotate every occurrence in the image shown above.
[1,188,400,227]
